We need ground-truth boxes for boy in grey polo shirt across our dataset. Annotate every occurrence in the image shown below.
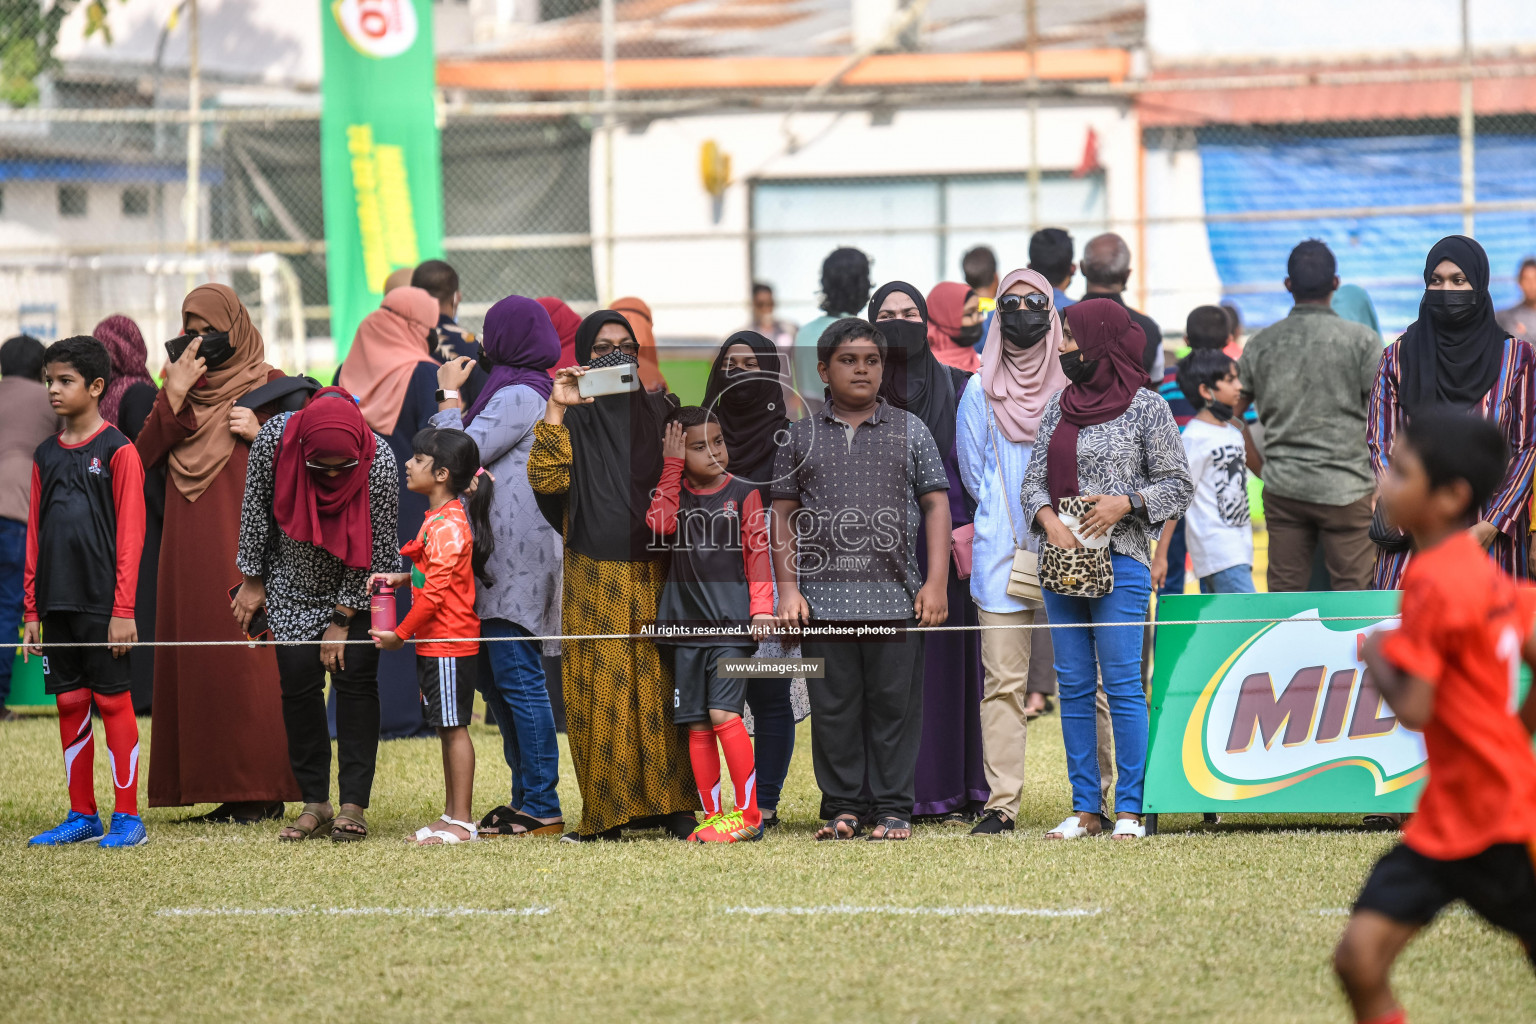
[770,318,952,842]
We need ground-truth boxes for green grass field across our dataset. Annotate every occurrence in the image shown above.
[3,712,1532,1023]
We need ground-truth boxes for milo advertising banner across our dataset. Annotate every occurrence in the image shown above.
[320,0,443,357]
[1145,591,1423,814]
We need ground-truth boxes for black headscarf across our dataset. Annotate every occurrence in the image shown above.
[868,280,959,455]
[701,331,790,488]
[561,310,676,562]
[1399,235,1508,415]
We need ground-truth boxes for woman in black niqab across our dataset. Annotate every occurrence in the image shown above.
[1398,234,1508,415]
[700,330,791,488]
[867,280,960,456]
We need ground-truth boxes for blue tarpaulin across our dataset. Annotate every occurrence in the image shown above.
[1200,132,1536,335]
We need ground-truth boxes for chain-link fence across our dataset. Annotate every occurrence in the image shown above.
[3,0,1535,372]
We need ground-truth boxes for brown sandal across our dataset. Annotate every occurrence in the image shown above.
[278,805,333,842]
[330,806,368,843]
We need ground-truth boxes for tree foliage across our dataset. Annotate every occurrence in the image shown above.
[1,0,120,108]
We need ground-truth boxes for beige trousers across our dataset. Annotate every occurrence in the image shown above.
[979,607,1114,820]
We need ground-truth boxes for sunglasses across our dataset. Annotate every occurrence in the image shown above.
[306,458,360,471]
[590,340,641,356]
[997,292,1052,313]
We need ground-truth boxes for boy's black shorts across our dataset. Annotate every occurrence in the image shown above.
[670,645,753,725]
[416,653,478,729]
[41,612,132,696]
[1355,841,1536,958]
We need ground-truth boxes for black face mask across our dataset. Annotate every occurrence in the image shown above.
[165,330,235,370]
[957,322,984,347]
[999,310,1052,350]
[1207,399,1236,422]
[876,318,928,358]
[1059,350,1096,384]
[1423,289,1480,328]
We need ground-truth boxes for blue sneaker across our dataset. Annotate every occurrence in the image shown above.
[28,811,104,845]
[99,813,147,848]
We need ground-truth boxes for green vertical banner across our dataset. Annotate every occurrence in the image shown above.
[321,0,443,358]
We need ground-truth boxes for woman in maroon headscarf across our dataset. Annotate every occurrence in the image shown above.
[539,296,583,376]
[235,386,401,841]
[93,314,161,712]
[1020,298,1191,841]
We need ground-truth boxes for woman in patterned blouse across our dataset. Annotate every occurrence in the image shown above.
[1367,235,1536,589]
[1021,299,1192,840]
[235,387,400,842]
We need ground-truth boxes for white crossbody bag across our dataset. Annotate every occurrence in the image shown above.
[986,408,1043,606]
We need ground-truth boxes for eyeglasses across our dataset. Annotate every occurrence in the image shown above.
[590,340,641,356]
[997,292,1051,313]
[306,458,360,471]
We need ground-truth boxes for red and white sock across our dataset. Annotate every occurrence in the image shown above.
[95,691,140,816]
[56,689,96,816]
[714,717,760,828]
[688,728,722,816]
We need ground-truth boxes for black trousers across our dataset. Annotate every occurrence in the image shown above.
[274,615,381,808]
[802,620,925,821]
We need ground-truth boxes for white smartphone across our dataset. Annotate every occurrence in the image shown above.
[577,363,642,399]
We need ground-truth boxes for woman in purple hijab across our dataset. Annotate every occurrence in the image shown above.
[433,295,568,836]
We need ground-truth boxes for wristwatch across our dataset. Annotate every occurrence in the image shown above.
[435,388,460,405]
[330,609,352,629]
[1128,492,1147,513]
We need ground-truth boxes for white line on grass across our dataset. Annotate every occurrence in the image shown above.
[157,906,552,918]
[723,905,1101,917]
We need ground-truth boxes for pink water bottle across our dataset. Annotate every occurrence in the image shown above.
[370,582,396,633]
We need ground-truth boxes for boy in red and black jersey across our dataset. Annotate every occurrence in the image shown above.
[646,406,775,843]
[23,336,147,848]
[1342,409,1536,1024]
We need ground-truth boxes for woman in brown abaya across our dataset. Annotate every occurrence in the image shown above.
[136,283,299,821]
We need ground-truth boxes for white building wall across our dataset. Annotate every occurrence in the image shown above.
[597,102,1140,343]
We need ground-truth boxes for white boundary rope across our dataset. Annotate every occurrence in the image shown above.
[20,614,1393,648]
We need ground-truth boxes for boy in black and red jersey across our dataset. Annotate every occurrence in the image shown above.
[646,406,775,843]
[1342,410,1536,1024]
[23,336,147,848]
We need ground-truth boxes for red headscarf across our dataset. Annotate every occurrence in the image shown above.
[1047,298,1148,505]
[924,282,980,372]
[93,314,156,426]
[273,386,378,569]
[538,296,583,376]
[611,296,669,392]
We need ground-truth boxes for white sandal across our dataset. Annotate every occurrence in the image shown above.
[412,815,479,846]
[1044,816,1096,839]
[1111,818,1146,840]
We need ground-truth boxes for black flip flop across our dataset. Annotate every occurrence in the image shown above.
[866,816,912,841]
[480,807,563,837]
[816,815,862,841]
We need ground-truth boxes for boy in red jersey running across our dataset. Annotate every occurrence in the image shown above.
[1341,409,1536,1024]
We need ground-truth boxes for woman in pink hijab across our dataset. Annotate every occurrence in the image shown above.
[954,268,1075,835]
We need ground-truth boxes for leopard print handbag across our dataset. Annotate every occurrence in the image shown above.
[1038,496,1115,599]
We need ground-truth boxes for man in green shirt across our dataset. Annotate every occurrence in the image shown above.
[1237,240,1383,592]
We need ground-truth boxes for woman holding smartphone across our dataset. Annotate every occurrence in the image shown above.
[136,284,298,822]
[527,310,698,842]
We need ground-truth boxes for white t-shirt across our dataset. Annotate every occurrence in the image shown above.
[1181,417,1254,578]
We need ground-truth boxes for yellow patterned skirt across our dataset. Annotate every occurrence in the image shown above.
[562,549,697,835]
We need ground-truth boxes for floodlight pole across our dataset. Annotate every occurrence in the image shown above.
[1459,0,1475,238]
[1026,0,1039,234]
[184,0,200,290]
[601,0,617,303]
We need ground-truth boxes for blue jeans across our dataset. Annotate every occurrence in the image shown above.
[480,618,561,818]
[1042,553,1152,815]
[0,517,27,706]
[745,679,796,811]
[1158,519,1187,597]
[1199,564,1256,594]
